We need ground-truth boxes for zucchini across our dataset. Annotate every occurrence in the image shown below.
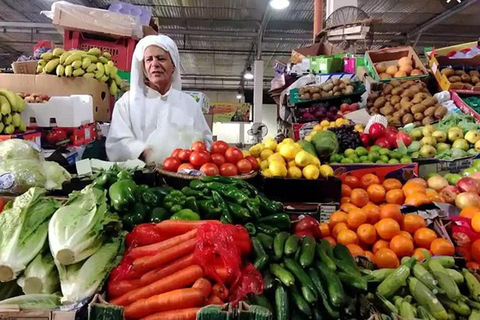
[377,258,414,298]
[257,233,274,252]
[337,271,367,291]
[446,269,464,284]
[270,264,295,287]
[275,284,289,320]
[316,261,346,307]
[365,268,395,282]
[463,269,480,302]
[299,236,315,268]
[413,263,440,293]
[284,235,301,256]
[438,294,471,317]
[307,268,340,319]
[283,258,317,303]
[290,284,312,317]
[316,240,336,271]
[333,244,361,276]
[471,309,480,320]
[429,259,461,301]
[273,232,289,260]
[400,300,416,319]
[408,277,448,320]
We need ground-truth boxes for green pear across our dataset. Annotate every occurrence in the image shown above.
[432,130,447,143]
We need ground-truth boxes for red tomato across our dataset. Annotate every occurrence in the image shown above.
[162,157,181,172]
[211,153,226,167]
[178,149,192,162]
[225,147,243,164]
[171,148,182,158]
[220,163,238,176]
[191,141,207,152]
[245,156,259,170]
[177,163,194,172]
[237,159,252,174]
[211,141,229,155]
[200,163,219,176]
[189,151,211,167]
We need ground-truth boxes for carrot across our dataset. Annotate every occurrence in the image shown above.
[192,278,212,298]
[108,278,141,299]
[112,265,204,306]
[140,254,195,286]
[124,288,205,319]
[141,308,200,320]
[155,220,220,235]
[206,295,224,305]
[133,238,196,273]
[213,266,230,284]
[129,229,198,260]
[212,284,228,301]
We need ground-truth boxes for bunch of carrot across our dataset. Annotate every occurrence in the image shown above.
[108,220,250,320]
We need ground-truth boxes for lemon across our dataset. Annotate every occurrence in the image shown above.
[264,138,277,151]
[269,161,287,177]
[305,136,312,142]
[249,145,261,157]
[311,156,321,167]
[322,127,328,131]
[242,150,250,157]
[295,150,313,168]
[262,169,273,178]
[257,143,265,151]
[260,160,269,170]
[279,144,298,161]
[293,142,302,153]
[276,142,284,152]
[287,160,296,168]
[260,149,274,160]
[314,124,322,131]
[319,165,334,177]
[287,166,303,179]
[320,120,330,127]
[268,153,285,165]
[329,123,336,128]
[283,138,294,144]
[335,118,344,126]
[303,164,320,180]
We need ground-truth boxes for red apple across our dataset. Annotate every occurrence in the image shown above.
[456,191,480,210]
[457,177,480,194]
[349,103,359,111]
[396,132,412,147]
[360,133,371,147]
[369,123,386,140]
[340,103,351,113]
[427,176,449,192]
[441,186,460,204]
[375,137,391,149]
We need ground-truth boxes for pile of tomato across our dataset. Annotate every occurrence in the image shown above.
[162,141,259,176]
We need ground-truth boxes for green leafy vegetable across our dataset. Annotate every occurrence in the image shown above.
[0,294,61,309]
[41,162,71,191]
[17,250,59,294]
[0,139,40,161]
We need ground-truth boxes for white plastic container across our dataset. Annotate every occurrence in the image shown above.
[21,95,94,128]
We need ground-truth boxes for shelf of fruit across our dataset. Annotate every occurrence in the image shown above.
[294,102,360,123]
[293,78,360,102]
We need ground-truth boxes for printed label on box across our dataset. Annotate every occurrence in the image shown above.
[438,158,474,172]
[319,203,339,223]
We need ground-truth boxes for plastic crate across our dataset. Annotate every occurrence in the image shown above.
[63,29,137,71]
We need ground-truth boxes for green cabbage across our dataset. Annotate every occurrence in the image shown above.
[48,186,120,266]
[17,250,59,294]
[311,130,339,160]
[57,236,124,304]
[0,139,40,161]
[0,188,59,282]
[0,294,61,309]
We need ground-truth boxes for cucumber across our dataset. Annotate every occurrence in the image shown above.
[274,232,289,260]
[316,240,337,271]
[284,258,318,303]
[307,268,340,319]
[312,307,324,320]
[299,236,315,268]
[316,261,346,307]
[251,237,269,271]
[257,233,274,252]
[270,264,295,287]
[429,260,461,301]
[290,284,312,317]
[338,271,368,291]
[275,284,289,320]
[284,235,301,256]
[438,294,471,317]
[252,294,273,312]
[263,272,275,292]
[333,244,361,276]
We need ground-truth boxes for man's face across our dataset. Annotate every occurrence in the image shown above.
[144,45,175,87]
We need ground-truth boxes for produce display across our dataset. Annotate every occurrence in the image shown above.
[298,78,357,101]
[440,68,480,90]
[294,103,359,122]
[329,145,412,164]
[367,79,447,126]
[37,47,123,96]
[374,56,425,79]
[19,92,50,103]
[0,88,27,134]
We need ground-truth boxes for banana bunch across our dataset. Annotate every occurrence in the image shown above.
[0,88,26,135]
[37,47,123,96]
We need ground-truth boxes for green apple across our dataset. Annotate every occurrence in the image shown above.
[419,145,437,158]
[410,128,423,141]
[421,136,437,147]
[400,156,412,164]
[370,145,381,152]
[341,158,354,164]
[380,155,389,163]
[379,148,390,156]
[473,159,480,170]
[355,146,368,157]
[436,143,451,153]
[426,173,440,179]
[462,167,478,177]
[388,159,400,164]
[359,155,368,162]
[350,156,360,163]
[411,151,420,158]
[465,130,480,144]
[444,173,462,185]
[475,140,480,152]
[452,139,469,151]
[432,130,447,143]
[344,148,356,157]
[376,160,387,164]
[369,151,380,162]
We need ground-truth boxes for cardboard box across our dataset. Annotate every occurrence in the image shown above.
[11,60,38,74]
[451,91,480,122]
[365,46,429,82]
[416,154,480,178]
[291,43,342,64]
[0,130,41,145]
[0,310,77,320]
[0,74,110,122]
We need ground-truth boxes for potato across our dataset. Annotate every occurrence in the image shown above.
[472,76,480,85]
[470,70,480,77]
[380,105,394,116]
[299,87,306,95]
[312,93,321,99]
[343,79,351,85]
[422,116,434,126]
[402,113,414,125]
[411,97,423,104]
[390,80,402,87]
[461,74,472,83]
[383,85,393,95]
[434,106,448,119]
[401,89,415,99]
[424,106,437,117]
[401,80,415,89]
[374,97,386,109]
[324,83,334,91]
[345,86,354,94]
[334,91,342,96]
[321,91,329,98]
[401,97,411,104]
[327,91,333,96]
[300,93,311,100]
[476,82,480,88]
[391,96,401,105]
[410,85,421,95]
[414,113,424,121]
[371,107,379,114]
[391,87,404,96]
[391,116,402,126]
[332,79,341,86]
[400,100,413,109]
[421,97,436,107]
[386,115,393,122]
[465,83,474,90]
[368,92,380,101]
[411,104,427,114]
[394,103,401,110]
[310,86,320,94]
[339,83,346,89]
[441,68,455,77]
[333,85,341,92]
[384,102,392,109]
[449,76,462,83]
[455,70,466,76]
[398,109,407,117]
[385,94,393,101]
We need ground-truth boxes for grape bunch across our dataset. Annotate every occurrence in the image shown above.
[329,125,362,152]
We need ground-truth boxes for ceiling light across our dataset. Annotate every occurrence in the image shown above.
[236,87,244,100]
[236,93,243,99]
[244,67,254,80]
[270,0,290,10]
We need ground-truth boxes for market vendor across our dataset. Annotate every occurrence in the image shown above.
[106,35,212,163]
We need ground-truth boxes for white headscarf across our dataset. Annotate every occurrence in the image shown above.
[130,35,182,108]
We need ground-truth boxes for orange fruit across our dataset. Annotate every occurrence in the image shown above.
[427,192,445,203]
[374,248,400,268]
[341,197,351,204]
[351,189,369,207]
[412,248,432,261]
[337,230,358,245]
[343,174,362,189]
[361,173,380,189]
[372,239,390,254]
[430,238,455,256]
[380,204,403,223]
[414,228,438,249]
[363,203,381,224]
[403,214,427,234]
[383,178,403,191]
[405,192,431,206]
[324,236,336,246]
[472,239,480,262]
[329,211,348,228]
[364,250,375,261]
[376,218,401,240]
[389,235,414,258]
[406,178,428,188]
[340,203,358,213]
[346,244,364,256]
[319,222,330,238]
[403,183,426,197]
[472,213,480,232]
[357,224,377,245]
[342,184,352,197]
[332,222,349,239]
[367,184,386,203]
[385,189,405,205]
[457,246,472,262]
[460,207,480,219]
[347,208,367,230]
[399,230,413,241]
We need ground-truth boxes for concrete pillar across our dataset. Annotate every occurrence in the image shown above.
[253,60,264,124]
[326,0,358,18]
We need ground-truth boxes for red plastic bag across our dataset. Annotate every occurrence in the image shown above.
[126,223,168,248]
[228,264,264,305]
[450,216,480,247]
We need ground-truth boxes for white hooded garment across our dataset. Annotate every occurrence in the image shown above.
[106,35,212,163]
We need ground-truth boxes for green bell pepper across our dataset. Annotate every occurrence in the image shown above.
[150,207,168,222]
[185,197,199,213]
[258,213,291,230]
[109,179,137,212]
[170,204,183,213]
[122,211,144,231]
[163,191,186,211]
[170,209,200,221]
[117,170,133,181]
[94,172,109,189]
[198,200,222,219]
[211,190,233,224]
[227,202,251,220]
[141,189,161,208]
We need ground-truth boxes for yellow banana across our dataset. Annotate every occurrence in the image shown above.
[71,60,82,69]
[52,48,65,57]
[114,74,122,87]
[95,63,105,79]
[36,64,44,74]
[0,89,19,112]
[0,96,11,115]
[98,56,109,64]
[12,113,21,127]
[56,65,65,77]
[40,52,53,61]
[82,58,92,69]
[3,113,12,125]
[103,52,112,60]
[85,55,98,63]
[3,124,14,135]
[86,63,97,73]
[83,72,95,79]
[87,48,101,57]
[59,51,72,65]
[45,58,60,73]
[18,120,26,132]
[65,65,73,77]
[73,69,85,77]
[38,59,46,67]
[109,80,118,96]
[65,54,82,65]
[104,64,111,76]
[100,75,109,83]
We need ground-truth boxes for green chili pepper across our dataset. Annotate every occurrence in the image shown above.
[94,173,109,188]
[190,180,205,190]
[258,213,291,230]
[170,204,183,213]
[258,195,283,215]
[185,197,199,213]
[245,199,261,220]
[170,209,201,221]
[257,223,280,236]
[108,179,137,212]
[150,207,168,222]
[198,200,222,219]
[203,176,260,197]
[151,186,174,200]
[211,190,233,224]
[181,187,204,198]
[245,222,257,235]
[227,202,251,220]
[205,182,249,204]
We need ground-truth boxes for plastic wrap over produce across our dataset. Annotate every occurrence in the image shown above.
[41,1,143,39]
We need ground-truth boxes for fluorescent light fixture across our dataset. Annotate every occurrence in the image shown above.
[244,67,254,80]
[236,93,243,99]
[270,0,290,10]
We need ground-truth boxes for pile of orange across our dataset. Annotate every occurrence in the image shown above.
[455,206,480,267]
[320,174,454,268]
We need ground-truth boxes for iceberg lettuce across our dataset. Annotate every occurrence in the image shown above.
[0,139,40,161]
